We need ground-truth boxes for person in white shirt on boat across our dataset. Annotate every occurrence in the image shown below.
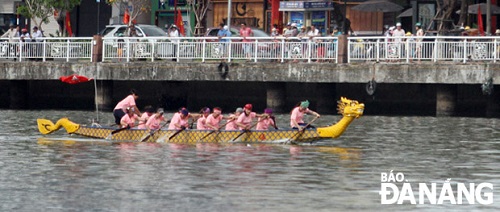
[290,100,320,130]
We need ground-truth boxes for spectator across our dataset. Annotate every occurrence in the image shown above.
[239,23,253,61]
[217,24,231,60]
[1,24,19,42]
[415,22,424,62]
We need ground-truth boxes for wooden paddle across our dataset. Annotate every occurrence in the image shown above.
[197,121,232,142]
[286,116,320,144]
[166,127,187,141]
[139,121,170,142]
[231,121,260,142]
[105,126,130,140]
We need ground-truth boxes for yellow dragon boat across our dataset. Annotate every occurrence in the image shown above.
[37,97,364,144]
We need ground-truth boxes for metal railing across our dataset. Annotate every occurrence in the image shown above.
[348,36,500,63]
[0,37,93,62]
[1,36,500,63]
[101,36,339,63]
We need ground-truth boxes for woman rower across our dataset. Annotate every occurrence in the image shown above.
[235,104,268,130]
[120,107,140,128]
[205,107,224,130]
[146,108,166,130]
[290,100,320,130]
[168,108,198,130]
[256,108,278,130]
[225,107,243,130]
[137,105,155,129]
[113,89,141,125]
[196,107,211,130]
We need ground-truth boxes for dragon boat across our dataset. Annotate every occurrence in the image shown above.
[37,97,364,144]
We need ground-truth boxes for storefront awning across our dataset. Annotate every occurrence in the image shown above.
[279,1,335,11]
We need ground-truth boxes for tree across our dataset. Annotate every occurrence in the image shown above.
[106,0,151,27]
[186,0,212,36]
[16,0,54,31]
[17,0,81,36]
[431,0,467,34]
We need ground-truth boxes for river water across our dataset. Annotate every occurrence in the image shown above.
[1,110,499,211]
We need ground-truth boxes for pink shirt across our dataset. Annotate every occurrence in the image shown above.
[290,107,310,127]
[236,112,256,130]
[137,113,152,129]
[146,115,165,130]
[206,114,223,129]
[168,113,189,130]
[239,27,253,42]
[225,114,239,130]
[256,117,275,130]
[114,95,136,112]
[120,114,139,128]
[196,116,208,130]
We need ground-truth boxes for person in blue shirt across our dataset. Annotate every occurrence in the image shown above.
[216,24,232,59]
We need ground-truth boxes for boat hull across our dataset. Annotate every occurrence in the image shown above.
[75,126,322,144]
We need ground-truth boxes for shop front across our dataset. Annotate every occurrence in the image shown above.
[279,1,335,35]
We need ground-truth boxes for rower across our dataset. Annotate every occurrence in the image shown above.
[120,107,140,128]
[137,105,155,129]
[256,108,278,130]
[235,104,268,130]
[290,100,320,130]
[146,108,166,130]
[113,89,141,125]
[225,107,243,130]
[205,107,224,130]
[196,107,211,130]
[168,108,191,130]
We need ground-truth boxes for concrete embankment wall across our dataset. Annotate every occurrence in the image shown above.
[0,61,498,117]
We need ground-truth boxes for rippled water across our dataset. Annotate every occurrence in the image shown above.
[0,110,499,211]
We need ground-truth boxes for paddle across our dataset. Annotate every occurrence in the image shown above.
[139,120,170,142]
[197,121,232,142]
[231,121,260,142]
[285,116,320,144]
[166,126,187,141]
[105,125,130,140]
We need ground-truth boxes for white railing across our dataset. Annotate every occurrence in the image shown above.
[348,36,500,63]
[0,37,93,62]
[101,36,339,63]
[2,36,500,63]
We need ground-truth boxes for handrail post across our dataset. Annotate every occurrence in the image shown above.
[42,39,46,62]
[463,39,467,63]
[493,38,497,63]
[280,38,285,63]
[151,40,155,62]
[307,39,312,63]
[253,39,258,62]
[126,38,130,62]
[66,39,70,62]
[228,39,232,62]
[202,39,206,63]
[406,38,410,63]
[376,38,380,62]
